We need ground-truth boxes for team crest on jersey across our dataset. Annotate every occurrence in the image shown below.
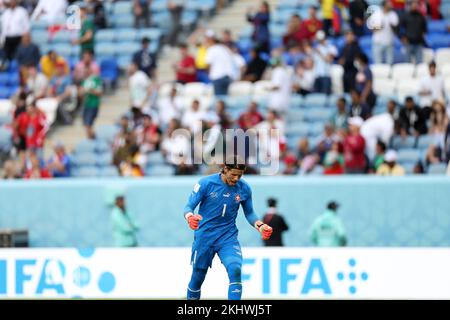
[193,183,200,193]
[209,192,218,198]
[234,194,241,203]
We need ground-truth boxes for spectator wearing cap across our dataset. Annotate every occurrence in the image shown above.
[133,37,157,79]
[40,50,69,80]
[268,53,294,114]
[205,31,235,96]
[262,198,289,246]
[400,0,427,64]
[343,116,366,174]
[71,3,95,56]
[399,96,427,137]
[111,194,139,247]
[309,201,347,247]
[15,33,41,83]
[376,150,405,176]
[370,0,399,65]
[0,0,30,70]
[312,30,337,95]
[338,30,362,93]
[246,1,271,54]
[174,43,197,84]
[133,0,151,28]
[46,142,71,178]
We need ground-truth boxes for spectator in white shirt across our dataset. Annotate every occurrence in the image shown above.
[292,58,315,96]
[255,109,286,164]
[156,86,183,128]
[312,31,337,95]
[418,61,445,117]
[231,45,246,81]
[370,1,398,65]
[31,0,67,25]
[26,64,49,100]
[128,62,152,113]
[1,0,30,70]
[205,31,235,96]
[182,99,205,135]
[268,54,294,114]
[161,118,191,166]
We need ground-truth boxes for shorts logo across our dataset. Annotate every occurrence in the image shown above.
[223,193,231,198]
[235,194,241,203]
[209,192,218,198]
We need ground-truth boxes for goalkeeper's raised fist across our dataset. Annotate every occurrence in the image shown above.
[257,223,273,240]
[185,213,202,230]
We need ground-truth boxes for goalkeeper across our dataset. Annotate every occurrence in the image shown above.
[183,155,273,300]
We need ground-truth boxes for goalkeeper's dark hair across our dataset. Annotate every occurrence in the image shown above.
[222,155,247,171]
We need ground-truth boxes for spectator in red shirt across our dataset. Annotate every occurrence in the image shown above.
[24,151,51,179]
[302,6,323,41]
[428,0,442,20]
[136,114,161,154]
[174,43,197,84]
[343,116,366,174]
[283,14,308,48]
[238,101,264,130]
[16,101,47,156]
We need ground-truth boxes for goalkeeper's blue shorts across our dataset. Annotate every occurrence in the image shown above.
[190,238,242,269]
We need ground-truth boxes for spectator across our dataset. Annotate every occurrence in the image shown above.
[354,53,376,109]
[161,118,191,166]
[349,0,368,37]
[242,48,267,82]
[80,66,102,139]
[317,123,339,154]
[133,0,151,28]
[71,3,95,56]
[282,153,298,175]
[320,0,335,37]
[428,0,442,20]
[400,0,427,64]
[156,86,183,128]
[282,14,307,48]
[40,50,69,80]
[133,37,157,79]
[174,43,196,84]
[205,31,235,96]
[31,0,67,27]
[399,96,427,136]
[221,29,236,49]
[181,99,205,135]
[46,142,71,177]
[90,0,107,30]
[302,6,323,41]
[349,90,371,120]
[256,109,286,162]
[25,64,48,100]
[136,114,161,154]
[387,99,402,134]
[292,58,315,96]
[111,194,139,247]
[323,141,345,175]
[338,30,362,93]
[120,144,146,177]
[372,140,387,172]
[418,61,445,116]
[2,160,21,179]
[262,198,289,246]
[360,101,395,160]
[371,1,399,65]
[309,201,347,247]
[426,144,444,167]
[24,151,51,179]
[377,150,406,176]
[330,97,349,130]
[0,0,30,70]
[47,61,73,124]
[215,100,232,130]
[113,131,137,168]
[238,101,264,130]
[297,140,319,175]
[128,62,152,112]
[429,100,449,149]
[312,31,337,95]
[246,1,271,54]
[167,0,184,47]
[268,54,293,114]
[15,33,40,83]
[230,45,246,81]
[343,116,366,174]
[194,37,210,83]
[74,49,100,85]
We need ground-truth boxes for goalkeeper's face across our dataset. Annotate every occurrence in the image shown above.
[223,168,244,186]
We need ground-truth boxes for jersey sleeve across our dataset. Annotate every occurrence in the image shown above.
[241,184,259,227]
[183,179,207,215]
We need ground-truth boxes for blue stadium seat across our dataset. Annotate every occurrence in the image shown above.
[0,74,9,86]
[73,153,98,167]
[113,1,133,15]
[397,149,421,163]
[286,122,309,137]
[31,30,48,45]
[96,152,113,167]
[75,140,97,154]
[304,108,333,122]
[428,20,448,33]
[75,166,100,177]
[392,135,416,149]
[112,14,135,28]
[147,152,166,165]
[95,42,117,58]
[8,60,18,73]
[146,164,175,176]
[117,55,132,70]
[116,28,138,42]
[303,93,329,109]
[181,10,198,27]
[51,43,72,58]
[96,140,111,153]
[0,86,10,99]
[8,72,19,87]
[0,127,12,153]
[416,135,435,150]
[427,163,447,175]
[223,96,251,110]
[95,29,116,43]
[0,114,12,126]
[99,166,119,177]
[50,31,73,43]
[287,109,304,124]
[100,58,119,84]
[138,28,163,42]
[402,162,416,175]
[308,122,325,137]
[96,124,119,142]
[115,42,141,56]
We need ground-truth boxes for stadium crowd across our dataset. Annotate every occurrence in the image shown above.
[0,0,450,179]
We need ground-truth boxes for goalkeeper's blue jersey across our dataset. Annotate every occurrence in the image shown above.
[184,173,258,246]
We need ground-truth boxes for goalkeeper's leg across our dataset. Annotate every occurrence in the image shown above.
[187,268,208,300]
[226,262,242,300]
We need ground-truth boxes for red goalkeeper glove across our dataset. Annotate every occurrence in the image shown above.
[186,213,202,230]
[258,224,273,240]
